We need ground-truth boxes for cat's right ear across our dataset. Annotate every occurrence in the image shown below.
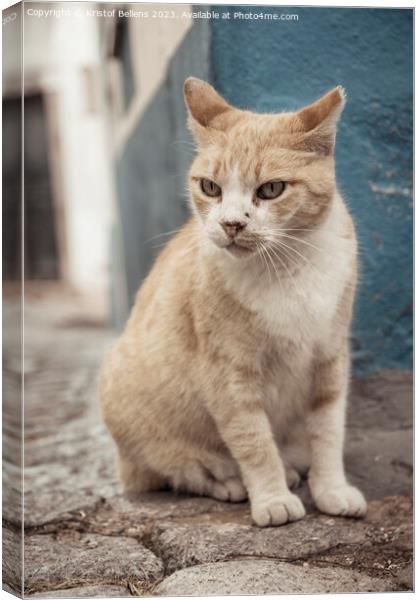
[292,87,346,155]
[184,77,232,144]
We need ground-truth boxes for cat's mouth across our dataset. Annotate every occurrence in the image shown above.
[225,241,254,258]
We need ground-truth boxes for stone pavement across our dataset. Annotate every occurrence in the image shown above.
[3,289,413,597]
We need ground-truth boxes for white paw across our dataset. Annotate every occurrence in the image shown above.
[313,484,367,517]
[211,478,247,502]
[251,493,306,527]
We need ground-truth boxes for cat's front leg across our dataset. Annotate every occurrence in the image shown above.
[307,349,367,517]
[206,377,305,527]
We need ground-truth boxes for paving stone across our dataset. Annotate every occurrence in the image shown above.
[150,496,412,578]
[154,559,399,595]
[2,528,22,594]
[84,492,246,537]
[346,429,412,500]
[151,508,366,573]
[30,585,130,598]
[13,307,119,530]
[23,489,112,531]
[23,442,119,528]
[304,497,412,589]
[24,532,163,594]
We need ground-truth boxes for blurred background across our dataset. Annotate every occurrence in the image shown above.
[2,2,413,375]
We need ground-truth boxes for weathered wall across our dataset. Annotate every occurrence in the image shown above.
[113,7,412,374]
[209,6,413,374]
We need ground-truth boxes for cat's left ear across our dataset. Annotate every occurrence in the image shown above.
[294,86,346,155]
[184,77,235,144]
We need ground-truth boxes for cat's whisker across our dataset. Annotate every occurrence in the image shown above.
[269,238,344,285]
[279,231,358,256]
[264,229,327,255]
[275,233,324,253]
[171,139,196,150]
[259,240,283,278]
[266,244,301,296]
[264,228,359,256]
[179,237,200,257]
[249,237,308,279]
[268,239,305,279]
[151,242,171,250]
[261,243,277,286]
[266,228,319,233]
[256,242,273,285]
[275,233,330,255]
[269,240,304,274]
[270,237,320,274]
[151,231,197,251]
[145,227,186,244]
[263,245,283,287]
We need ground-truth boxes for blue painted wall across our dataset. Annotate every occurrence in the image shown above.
[210,7,413,374]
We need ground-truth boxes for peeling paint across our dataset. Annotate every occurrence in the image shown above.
[369,183,412,198]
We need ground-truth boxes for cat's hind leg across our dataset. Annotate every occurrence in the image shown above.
[148,447,247,502]
[118,454,168,493]
[173,461,247,502]
[284,463,303,490]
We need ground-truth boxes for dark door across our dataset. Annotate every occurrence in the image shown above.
[23,94,59,279]
[2,96,22,280]
[3,94,60,280]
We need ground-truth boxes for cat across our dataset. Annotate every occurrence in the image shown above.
[99,77,367,527]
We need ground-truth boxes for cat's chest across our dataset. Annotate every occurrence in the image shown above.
[247,271,339,346]
[216,232,352,348]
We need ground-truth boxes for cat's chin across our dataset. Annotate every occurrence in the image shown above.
[224,242,255,259]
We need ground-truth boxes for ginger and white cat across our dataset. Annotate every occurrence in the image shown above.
[99,78,367,527]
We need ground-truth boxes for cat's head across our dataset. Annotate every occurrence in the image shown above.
[184,77,345,259]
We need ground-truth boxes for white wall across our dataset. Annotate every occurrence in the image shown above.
[116,3,192,153]
[21,3,116,313]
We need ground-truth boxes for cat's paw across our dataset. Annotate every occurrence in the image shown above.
[313,484,367,518]
[211,477,247,502]
[251,493,306,527]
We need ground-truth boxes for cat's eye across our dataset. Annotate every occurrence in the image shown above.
[200,179,222,198]
[256,181,286,200]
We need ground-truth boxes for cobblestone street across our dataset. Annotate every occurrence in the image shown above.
[3,289,413,596]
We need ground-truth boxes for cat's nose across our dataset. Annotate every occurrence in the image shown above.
[220,220,247,238]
